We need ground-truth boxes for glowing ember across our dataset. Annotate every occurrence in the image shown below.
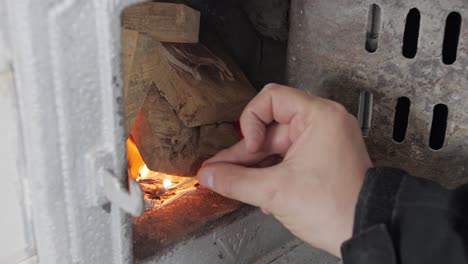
[163,178,172,189]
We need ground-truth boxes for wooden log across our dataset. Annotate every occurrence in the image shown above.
[198,123,238,159]
[121,29,139,90]
[131,83,238,176]
[124,33,165,136]
[132,82,197,176]
[149,40,257,127]
[121,2,200,43]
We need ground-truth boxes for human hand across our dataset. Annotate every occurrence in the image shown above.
[197,84,372,257]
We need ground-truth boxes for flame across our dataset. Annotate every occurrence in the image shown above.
[127,136,145,179]
[138,164,150,178]
[163,179,172,189]
[127,135,198,210]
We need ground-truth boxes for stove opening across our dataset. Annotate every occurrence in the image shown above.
[121,0,288,260]
[126,135,199,210]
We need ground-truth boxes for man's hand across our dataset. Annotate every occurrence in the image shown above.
[197,84,372,257]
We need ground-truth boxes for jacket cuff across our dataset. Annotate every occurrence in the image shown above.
[352,167,406,234]
[341,224,397,264]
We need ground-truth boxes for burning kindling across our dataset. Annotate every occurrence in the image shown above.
[127,137,198,211]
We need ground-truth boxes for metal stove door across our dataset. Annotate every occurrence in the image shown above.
[6,0,145,263]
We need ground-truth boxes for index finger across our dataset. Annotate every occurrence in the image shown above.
[241,84,316,153]
[197,162,282,207]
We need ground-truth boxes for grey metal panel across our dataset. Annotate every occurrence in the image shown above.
[138,210,295,264]
[288,0,468,187]
[256,239,339,264]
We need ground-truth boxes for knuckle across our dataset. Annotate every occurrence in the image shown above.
[242,107,256,120]
[328,101,348,115]
[322,101,350,123]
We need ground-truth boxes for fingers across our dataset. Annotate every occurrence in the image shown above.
[255,154,283,168]
[262,123,291,154]
[240,84,315,152]
[197,163,280,207]
[205,123,291,166]
[205,140,272,166]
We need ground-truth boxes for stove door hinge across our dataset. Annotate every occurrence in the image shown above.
[85,149,144,217]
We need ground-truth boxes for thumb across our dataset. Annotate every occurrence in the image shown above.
[197,163,281,208]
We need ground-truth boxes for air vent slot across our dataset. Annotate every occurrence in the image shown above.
[442,12,461,65]
[429,104,448,150]
[402,8,420,59]
[393,97,411,143]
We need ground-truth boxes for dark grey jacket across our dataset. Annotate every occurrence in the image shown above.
[341,168,468,264]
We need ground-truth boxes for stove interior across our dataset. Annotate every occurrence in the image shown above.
[121,0,288,260]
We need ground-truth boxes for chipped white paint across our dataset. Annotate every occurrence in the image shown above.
[4,0,146,263]
[0,42,36,264]
[0,1,36,263]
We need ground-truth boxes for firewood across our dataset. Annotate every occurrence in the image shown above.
[121,2,200,43]
[198,123,238,159]
[121,29,139,90]
[131,83,239,176]
[132,82,197,176]
[124,33,166,136]
[149,40,257,127]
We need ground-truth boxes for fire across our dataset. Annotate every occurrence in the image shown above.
[163,179,172,189]
[126,136,197,210]
[139,164,151,178]
[126,136,145,179]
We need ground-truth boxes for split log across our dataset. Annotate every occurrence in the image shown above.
[131,83,238,176]
[149,40,257,127]
[121,29,139,89]
[121,2,200,43]
[124,33,166,135]
[198,124,239,159]
[132,82,197,176]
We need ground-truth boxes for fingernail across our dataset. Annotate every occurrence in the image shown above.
[197,168,213,189]
[263,83,277,90]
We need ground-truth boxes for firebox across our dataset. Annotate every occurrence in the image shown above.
[120,1,290,261]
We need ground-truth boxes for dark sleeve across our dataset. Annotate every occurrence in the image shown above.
[341,168,468,264]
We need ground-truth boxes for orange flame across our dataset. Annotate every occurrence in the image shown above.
[126,136,145,179]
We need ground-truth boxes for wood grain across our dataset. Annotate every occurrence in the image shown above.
[149,40,257,127]
[122,2,200,43]
[121,29,139,90]
[124,33,167,135]
[132,83,239,176]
